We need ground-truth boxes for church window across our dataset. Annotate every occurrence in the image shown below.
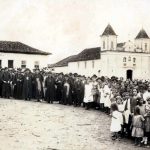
[34,61,39,69]
[103,41,105,49]
[85,61,87,69]
[133,57,136,63]
[92,60,95,68]
[123,57,126,62]
[128,56,131,61]
[111,41,114,49]
[21,60,26,68]
[145,43,147,51]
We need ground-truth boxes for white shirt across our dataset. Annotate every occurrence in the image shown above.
[64,82,70,96]
[143,91,150,102]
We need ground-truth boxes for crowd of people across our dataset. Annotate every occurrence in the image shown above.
[0,67,150,147]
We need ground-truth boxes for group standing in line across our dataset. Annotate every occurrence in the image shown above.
[0,67,150,147]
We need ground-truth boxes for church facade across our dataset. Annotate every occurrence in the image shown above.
[0,41,50,70]
[52,24,150,80]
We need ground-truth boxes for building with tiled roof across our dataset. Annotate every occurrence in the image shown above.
[0,41,50,69]
[53,55,77,67]
[52,24,150,80]
[0,41,50,55]
[69,47,100,62]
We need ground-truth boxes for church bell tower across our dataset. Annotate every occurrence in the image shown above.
[101,24,117,51]
[135,28,150,53]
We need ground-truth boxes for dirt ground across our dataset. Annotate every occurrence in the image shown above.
[0,99,149,150]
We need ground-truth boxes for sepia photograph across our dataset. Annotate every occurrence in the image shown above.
[0,0,150,149]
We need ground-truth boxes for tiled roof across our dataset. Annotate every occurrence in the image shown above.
[101,24,117,36]
[53,47,101,67]
[135,29,149,39]
[0,41,50,55]
[69,47,101,62]
[53,55,77,67]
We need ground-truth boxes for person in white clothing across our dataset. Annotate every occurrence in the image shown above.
[104,83,111,114]
[143,84,150,104]
[110,102,123,140]
[83,78,93,110]
[99,83,105,111]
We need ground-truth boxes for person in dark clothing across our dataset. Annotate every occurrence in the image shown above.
[62,75,72,105]
[22,68,33,100]
[80,76,85,106]
[45,72,55,103]
[55,73,64,103]
[31,71,36,99]
[74,76,82,107]
[0,68,4,97]
[131,88,139,113]
[33,69,43,102]
[9,69,16,97]
[2,67,11,98]
[13,69,23,99]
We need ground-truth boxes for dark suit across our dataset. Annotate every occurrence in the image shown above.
[2,71,11,98]
[22,73,33,100]
[14,73,23,99]
[33,73,43,101]
[45,76,55,103]
[55,77,64,103]
[62,80,72,105]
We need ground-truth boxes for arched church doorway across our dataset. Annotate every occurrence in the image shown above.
[126,70,133,80]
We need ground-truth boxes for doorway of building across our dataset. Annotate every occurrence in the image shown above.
[8,60,14,68]
[126,69,133,80]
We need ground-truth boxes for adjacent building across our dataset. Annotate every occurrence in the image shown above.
[0,41,50,70]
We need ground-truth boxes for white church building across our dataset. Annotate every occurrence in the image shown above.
[0,41,50,70]
[51,24,150,80]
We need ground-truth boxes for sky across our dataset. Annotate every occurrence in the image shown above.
[0,0,150,63]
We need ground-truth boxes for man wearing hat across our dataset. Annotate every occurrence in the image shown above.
[45,71,55,103]
[62,74,72,105]
[33,69,43,102]
[2,67,11,98]
[55,73,64,104]
[13,68,23,99]
[0,68,4,97]
[22,68,32,100]
[74,75,82,107]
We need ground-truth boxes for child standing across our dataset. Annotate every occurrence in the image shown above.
[137,97,146,116]
[137,97,147,146]
[110,103,123,140]
[131,106,145,146]
[143,97,150,147]
[124,92,132,137]
[116,95,125,113]
[116,95,125,137]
